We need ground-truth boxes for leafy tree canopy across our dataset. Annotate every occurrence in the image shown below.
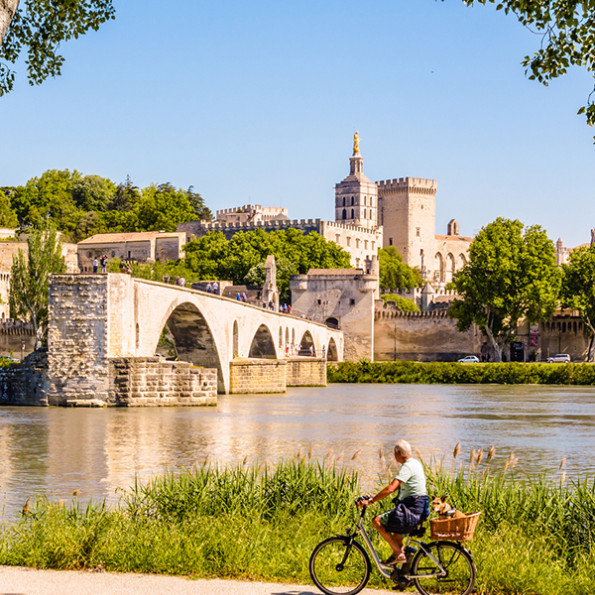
[459,0,595,131]
[184,229,352,302]
[380,293,420,312]
[378,246,424,292]
[4,169,211,242]
[0,0,115,95]
[449,217,561,362]
[561,244,595,361]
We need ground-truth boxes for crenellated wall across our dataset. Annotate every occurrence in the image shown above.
[374,302,481,361]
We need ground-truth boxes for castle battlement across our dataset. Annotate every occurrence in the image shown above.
[187,218,322,232]
[323,221,382,235]
[216,205,261,216]
[376,177,437,194]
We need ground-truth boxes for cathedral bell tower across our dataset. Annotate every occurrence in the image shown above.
[334,132,378,231]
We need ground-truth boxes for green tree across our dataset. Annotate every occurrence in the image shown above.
[134,183,197,232]
[459,1,595,131]
[0,189,18,227]
[449,218,560,362]
[561,244,595,361]
[9,227,65,348]
[0,0,115,95]
[378,246,424,292]
[71,174,116,212]
[186,186,212,221]
[108,176,140,212]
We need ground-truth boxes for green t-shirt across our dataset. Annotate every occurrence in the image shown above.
[395,457,427,501]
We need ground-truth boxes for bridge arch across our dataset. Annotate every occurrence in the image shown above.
[156,301,225,393]
[249,324,277,359]
[299,330,316,356]
[327,337,339,361]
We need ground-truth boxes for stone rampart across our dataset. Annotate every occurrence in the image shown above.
[229,358,287,394]
[374,304,480,361]
[285,358,327,387]
[109,357,217,406]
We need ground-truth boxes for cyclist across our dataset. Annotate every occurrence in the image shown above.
[357,439,429,565]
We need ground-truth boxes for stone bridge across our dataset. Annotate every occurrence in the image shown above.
[45,274,343,404]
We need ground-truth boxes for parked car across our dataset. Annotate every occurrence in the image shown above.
[546,353,571,363]
[458,355,479,363]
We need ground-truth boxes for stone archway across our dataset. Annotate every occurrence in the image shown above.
[161,302,225,393]
[249,324,277,359]
[325,317,340,329]
[327,337,339,361]
[298,330,316,356]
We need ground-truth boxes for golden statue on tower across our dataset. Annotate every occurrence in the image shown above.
[353,130,360,156]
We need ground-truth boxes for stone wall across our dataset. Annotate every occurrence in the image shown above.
[229,358,287,394]
[374,305,480,361]
[0,324,36,357]
[109,357,217,406]
[285,358,326,387]
[0,349,49,406]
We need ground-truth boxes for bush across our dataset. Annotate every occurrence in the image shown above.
[327,361,595,385]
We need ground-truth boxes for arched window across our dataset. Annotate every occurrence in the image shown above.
[363,209,366,219]
[342,208,347,220]
[351,196,355,206]
[351,209,354,219]
[342,197,346,206]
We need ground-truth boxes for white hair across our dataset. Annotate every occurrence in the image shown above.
[394,440,412,457]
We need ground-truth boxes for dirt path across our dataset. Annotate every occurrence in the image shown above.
[0,566,405,594]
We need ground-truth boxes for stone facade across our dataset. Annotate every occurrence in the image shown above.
[290,266,376,361]
[109,357,217,406]
[285,358,327,387]
[77,231,187,272]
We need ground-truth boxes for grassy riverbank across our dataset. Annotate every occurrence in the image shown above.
[328,360,595,384]
[0,457,593,594]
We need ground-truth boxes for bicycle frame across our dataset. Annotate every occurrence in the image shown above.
[351,507,449,581]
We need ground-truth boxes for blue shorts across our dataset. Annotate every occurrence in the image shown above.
[378,495,429,534]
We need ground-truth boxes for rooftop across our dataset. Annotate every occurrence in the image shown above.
[79,231,186,245]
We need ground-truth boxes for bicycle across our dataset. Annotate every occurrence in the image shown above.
[309,499,478,595]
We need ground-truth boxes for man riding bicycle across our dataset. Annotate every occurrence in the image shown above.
[358,439,429,565]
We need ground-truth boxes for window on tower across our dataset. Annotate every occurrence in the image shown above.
[363,209,366,219]
[351,197,355,205]
[342,208,347,219]
[351,209,354,219]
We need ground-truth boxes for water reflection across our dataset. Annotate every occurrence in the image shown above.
[1,384,594,517]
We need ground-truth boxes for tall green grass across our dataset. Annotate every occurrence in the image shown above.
[0,456,594,594]
[328,360,595,385]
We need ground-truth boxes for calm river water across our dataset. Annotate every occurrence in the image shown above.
[1,383,594,517]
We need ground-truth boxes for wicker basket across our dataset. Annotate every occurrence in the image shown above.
[430,511,481,541]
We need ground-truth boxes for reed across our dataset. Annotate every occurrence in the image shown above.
[0,457,594,594]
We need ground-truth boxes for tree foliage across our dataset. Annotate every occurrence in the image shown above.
[449,218,560,362]
[0,0,115,95]
[3,169,211,241]
[561,244,595,361]
[378,246,424,292]
[9,227,65,348]
[184,229,352,301]
[460,0,595,132]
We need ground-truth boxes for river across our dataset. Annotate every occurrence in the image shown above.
[1,383,594,517]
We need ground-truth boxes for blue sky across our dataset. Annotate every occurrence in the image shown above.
[1,0,593,247]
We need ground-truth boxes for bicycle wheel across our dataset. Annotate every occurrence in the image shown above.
[411,541,476,595]
[309,536,371,595]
